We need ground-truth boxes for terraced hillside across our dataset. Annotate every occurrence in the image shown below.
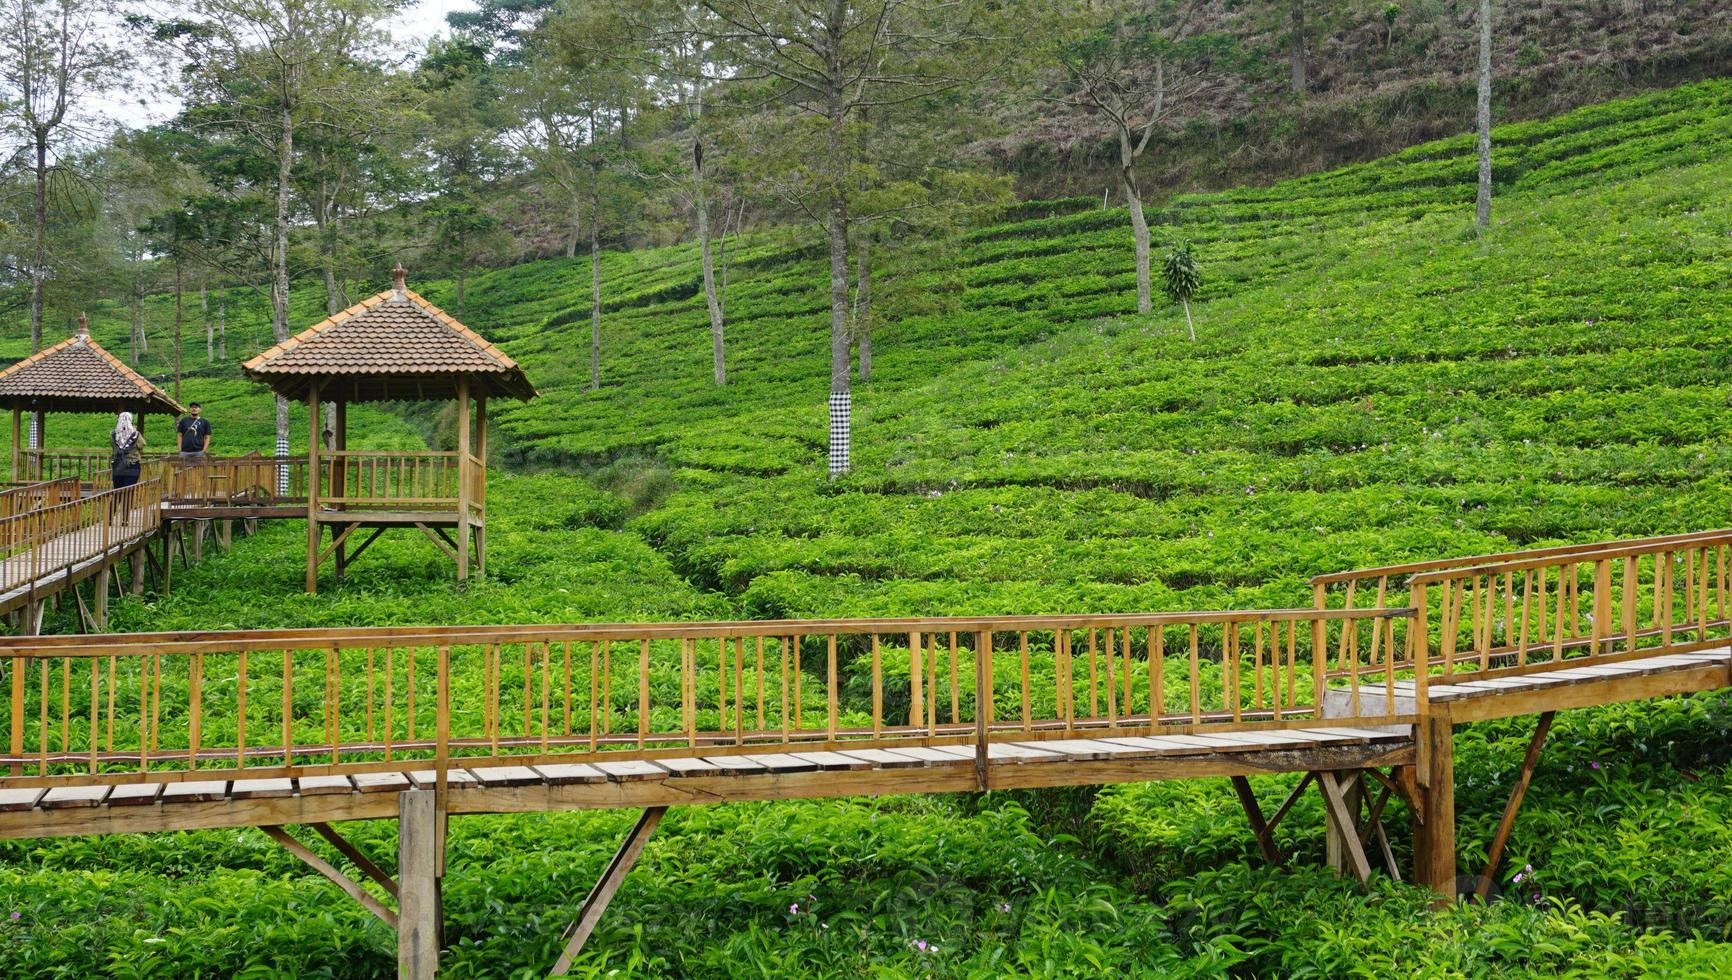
[4,79,1732,976]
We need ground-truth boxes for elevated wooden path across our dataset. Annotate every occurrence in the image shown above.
[0,478,164,629]
[0,530,1728,976]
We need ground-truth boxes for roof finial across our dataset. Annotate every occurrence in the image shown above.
[392,263,408,300]
[76,313,89,340]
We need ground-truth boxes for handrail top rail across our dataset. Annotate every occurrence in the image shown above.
[1311,528,1732,587]
[0,477,161,525]
[1405,535,1732,586]
[0,605,1416,657]
[0,475,79,495]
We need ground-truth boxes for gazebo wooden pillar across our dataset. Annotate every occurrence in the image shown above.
[243,266,535,593]
[0,314,184,482]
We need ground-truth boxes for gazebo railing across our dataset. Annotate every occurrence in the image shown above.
[315,451,461,511]
[166,454,310,506]
[20,450,176,487]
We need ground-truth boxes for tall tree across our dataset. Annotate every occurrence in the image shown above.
[1049,1,1234,317]
[540,4,648,391]
[153,0,393,465]
[0,0,127,447]
[1475,0,1492,233]
[701,0,999,475]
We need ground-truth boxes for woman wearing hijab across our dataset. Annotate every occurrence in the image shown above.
[110,411,145,488]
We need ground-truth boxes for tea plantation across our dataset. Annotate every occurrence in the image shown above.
[5,79,1732,975]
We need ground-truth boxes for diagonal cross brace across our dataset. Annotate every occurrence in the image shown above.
[262,825,397,927]
[550,806,668,976]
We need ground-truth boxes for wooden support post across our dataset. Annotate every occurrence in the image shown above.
[1322,767,1364,877]
[550,806,667,976]
[474,395,486,581]
[130,554,145,596]
[192,521,204,564]
[334,402,347,581]
[306,384,322,594]
[1317,771,1373,884]
[92,568,110,632]
[1476,710,1554,899]
[455,381,471,582]
[1412,713,1457,900]
[1230,775,1283,866]
[220,518,232,551]
[162,527,173,595]
[399,789,442,980]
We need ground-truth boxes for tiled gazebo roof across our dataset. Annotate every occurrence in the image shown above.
[0,319,184,415]
[242,269,536,403]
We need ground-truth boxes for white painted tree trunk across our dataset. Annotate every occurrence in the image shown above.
[1476,0,1493,232]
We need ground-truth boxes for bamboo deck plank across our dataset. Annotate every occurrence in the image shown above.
[593,760,669,782]
[296,775,355,796]
[531,764,607,785]
[352,772,412,793]
[468,767,543,788]
[40,786,110,809]
[160,781,228,803]
[229,778,294,799]
[105,783,163,806]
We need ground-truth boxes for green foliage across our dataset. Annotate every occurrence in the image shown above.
[7,80,1732,975]
[1160,239,1200,305]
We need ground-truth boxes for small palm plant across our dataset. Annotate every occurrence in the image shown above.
[1162,240,1202,340]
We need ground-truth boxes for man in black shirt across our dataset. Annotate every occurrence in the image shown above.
[176,403,212,456]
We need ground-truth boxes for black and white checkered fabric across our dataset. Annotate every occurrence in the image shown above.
[27,416,38,451]
[828,390,851,475]
[276,431,291,495]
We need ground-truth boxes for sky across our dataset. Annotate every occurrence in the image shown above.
[95,0,480,131]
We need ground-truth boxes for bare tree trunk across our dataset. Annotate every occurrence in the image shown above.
[826,77,852,476]
[698,178,725,386]
[29,133,48,354]
[1290,0,1305,93]
[274,105,295,487]
[202,283,213,362]
[854,236,872,381]
[218,291,227,360]
[129,292,141,365]
[321,265,342,315]
[1183,298,1195,341]
[29,133,48,450]
[455,232,468,310]
[1123,149,1152,315]
[173,261,183,401]
[1475,0,1493,233]
[566,201,581,258]
[589,195,601,391]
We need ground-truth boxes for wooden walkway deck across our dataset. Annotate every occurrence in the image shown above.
[1,529,1730,976]
[0,480,163,623]
[0,725,1413,839]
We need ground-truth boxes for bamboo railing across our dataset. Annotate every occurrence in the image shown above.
[1314,531,1732,686]
[0,478,80,521]
[165,453,309,506]
[315,451,460,511]
[0,607,1415,788]
[0,479,163,597]
[21,450,180,488]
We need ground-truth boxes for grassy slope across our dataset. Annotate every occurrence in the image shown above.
[5,80,1732,976]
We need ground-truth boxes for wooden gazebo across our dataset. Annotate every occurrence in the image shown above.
[0,315,184,481]
[243,266,535,592]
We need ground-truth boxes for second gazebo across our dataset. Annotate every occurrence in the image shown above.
[243,266,536,592]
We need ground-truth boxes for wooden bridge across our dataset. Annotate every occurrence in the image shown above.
[0,529,1727,976]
